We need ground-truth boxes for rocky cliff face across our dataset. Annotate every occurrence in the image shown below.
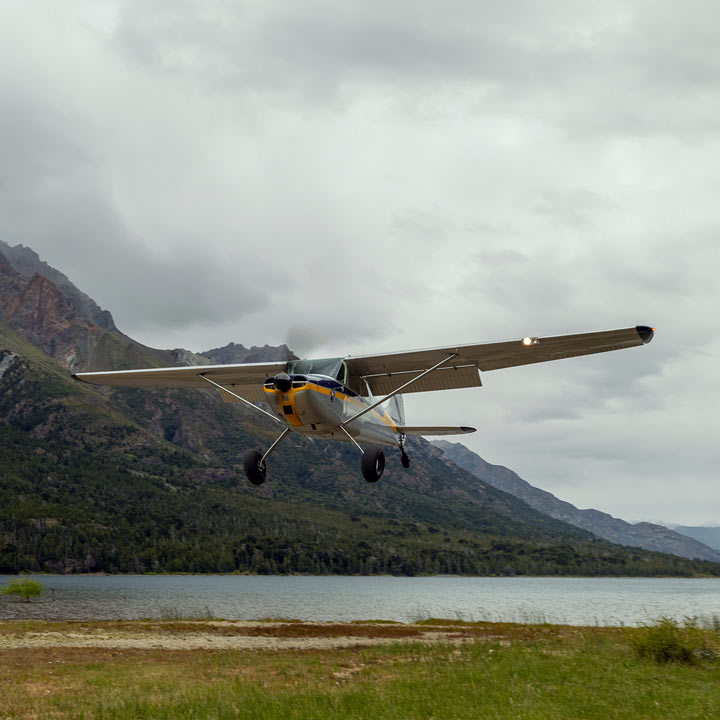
[0,248,232,373]
[0,241,118,333]
[0,251,105,370]
[433,440,720,563]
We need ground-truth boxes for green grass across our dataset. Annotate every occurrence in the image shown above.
[627,616,720,665]
[1,619,718,719]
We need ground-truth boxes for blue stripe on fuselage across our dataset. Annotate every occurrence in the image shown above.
[302,375,358,397]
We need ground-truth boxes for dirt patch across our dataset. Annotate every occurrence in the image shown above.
[0,620,470,651]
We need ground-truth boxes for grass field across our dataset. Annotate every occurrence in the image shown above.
[1,618,718,719]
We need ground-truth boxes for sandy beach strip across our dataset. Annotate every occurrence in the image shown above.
[0,621,472,651]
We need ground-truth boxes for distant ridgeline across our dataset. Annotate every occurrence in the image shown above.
[1,241,720,577]
[672,526,720,552]
[433,440,720,564]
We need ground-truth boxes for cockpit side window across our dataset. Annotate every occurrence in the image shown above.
[336,361,347,385]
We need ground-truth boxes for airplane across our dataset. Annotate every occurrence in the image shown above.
[73,325,654,485]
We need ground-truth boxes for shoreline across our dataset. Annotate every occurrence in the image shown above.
[4,571,719,579]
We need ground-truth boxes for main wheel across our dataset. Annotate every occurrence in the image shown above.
[361,445,385,483]
[243,449,267,486]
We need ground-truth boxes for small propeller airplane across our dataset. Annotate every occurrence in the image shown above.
[73,325,654,485]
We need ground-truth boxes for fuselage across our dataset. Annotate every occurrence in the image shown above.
[262,371,400,446]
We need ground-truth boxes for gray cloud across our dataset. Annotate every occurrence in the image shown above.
[0,91,276,339]
[106,0,720,140]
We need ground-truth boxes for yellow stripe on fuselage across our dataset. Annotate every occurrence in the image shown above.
[305,383,398,432]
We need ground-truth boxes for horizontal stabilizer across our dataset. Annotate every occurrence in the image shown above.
[398,426,476,436]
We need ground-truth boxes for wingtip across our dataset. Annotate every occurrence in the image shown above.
[460,426,477,433]
[636,325,655,344]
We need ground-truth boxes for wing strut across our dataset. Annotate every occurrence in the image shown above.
[338,425,364,453]
[198,374,282,425]
[341,352,458,428]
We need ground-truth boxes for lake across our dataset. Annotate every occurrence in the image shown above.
[1,575,718,626]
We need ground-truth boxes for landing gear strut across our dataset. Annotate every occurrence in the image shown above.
[243,428,291,486]
[400,432,410,468]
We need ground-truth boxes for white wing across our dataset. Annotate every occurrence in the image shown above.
[73,326,654,401]
[73,361,288,403]
[345,326,654,396]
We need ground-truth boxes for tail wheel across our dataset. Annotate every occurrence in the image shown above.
[243,449,267,485]
[401,450,410,469]
[361,445,385,483]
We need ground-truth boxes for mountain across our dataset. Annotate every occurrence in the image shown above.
[672,526,720,551]
[2,243,720,577]
[0,241,118,333]
[433,440,720,563]
[0,248,183,373]
[201,342,297,365]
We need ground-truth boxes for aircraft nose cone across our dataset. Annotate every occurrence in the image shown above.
[274,372,292,392]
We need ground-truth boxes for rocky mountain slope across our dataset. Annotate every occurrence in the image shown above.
[433,440,720,563]
[0,249,182,373]
[0,241,117,333]
[2,242,719,577]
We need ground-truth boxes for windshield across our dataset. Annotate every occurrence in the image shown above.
[289,357,347,384]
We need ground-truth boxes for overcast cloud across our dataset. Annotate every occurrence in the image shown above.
[1,0,718,525]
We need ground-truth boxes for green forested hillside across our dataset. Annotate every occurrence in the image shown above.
[2,318,719,578]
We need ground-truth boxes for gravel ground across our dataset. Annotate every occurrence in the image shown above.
[0,621,470,651]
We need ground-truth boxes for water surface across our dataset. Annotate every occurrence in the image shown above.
[1,575,718,626]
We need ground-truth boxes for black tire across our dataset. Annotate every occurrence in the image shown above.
[243,449,267,486]
[401,451,410,469]
[361,445,385,483]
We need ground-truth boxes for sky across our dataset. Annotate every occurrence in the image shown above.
[1,0,719,526]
